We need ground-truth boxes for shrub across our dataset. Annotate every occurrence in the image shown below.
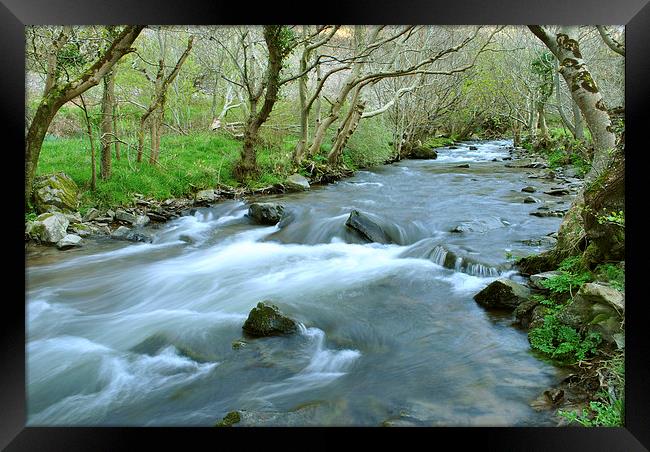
[540,256,592,295]
[528,315,602,363]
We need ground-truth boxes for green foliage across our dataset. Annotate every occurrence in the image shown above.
[25,212,38,223]
[343,116,393,168]
[559,397,623,427]
[597,210,624,228]
[595,263,625,291]
[529,315,602,363]
[423,136,455,149]
[540,256,593,294]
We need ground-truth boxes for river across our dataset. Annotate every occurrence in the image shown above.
[26,139,578,426]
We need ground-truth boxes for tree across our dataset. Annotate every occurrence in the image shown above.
[521,25,620,269]
[25,25,145,204]
[136,32,194,164]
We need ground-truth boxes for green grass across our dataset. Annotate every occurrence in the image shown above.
[423,136,455,149]
[37,132,296,209]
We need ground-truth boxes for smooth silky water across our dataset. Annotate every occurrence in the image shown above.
[26,140,574,426]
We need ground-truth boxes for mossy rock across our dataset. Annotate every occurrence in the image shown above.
[242,302,297,337]
[33,172,79,214]
[473,278,530,310]
[215,411,241,427]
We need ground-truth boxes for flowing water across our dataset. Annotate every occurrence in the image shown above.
[26,140,577,426]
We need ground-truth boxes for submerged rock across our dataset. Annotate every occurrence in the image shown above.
[473,278,530,310]
[345,210,393,244]
[523,196,540,204]
[521,186,537,193]
[25,212,70,244]
[285,174,310,191]
[456,163,470,168]
[32,172,79,214]
[248,202,285,225]
[111,225,153,243]
[56,234,83,250]
[468,145,478,150]
[544,188,570,196]
[242,302,297,337]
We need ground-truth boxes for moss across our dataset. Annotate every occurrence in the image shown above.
[215,411,241,427]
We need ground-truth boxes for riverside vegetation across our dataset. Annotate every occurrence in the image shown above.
[25,25,624,427]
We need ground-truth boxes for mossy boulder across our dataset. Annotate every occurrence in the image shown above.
[555,283,624,344]
[473,278,531,310]
[215,411,241,427]
[248,203,285,225]
[242,302,298,337]
[514,298,540,329]
[25,212,70,244]
[32,172,79,214]
[284,174,310,191]
[408,146,438,159]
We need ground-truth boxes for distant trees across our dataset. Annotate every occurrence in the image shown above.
[24,25,625,204]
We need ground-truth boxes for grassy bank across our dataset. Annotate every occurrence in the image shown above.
[36,132,299,211]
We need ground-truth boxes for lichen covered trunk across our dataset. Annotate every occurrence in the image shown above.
[25,98,58,205]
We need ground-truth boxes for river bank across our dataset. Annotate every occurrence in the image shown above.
[26,138,617,427]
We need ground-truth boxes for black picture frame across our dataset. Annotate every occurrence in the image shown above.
[4,0,649,449]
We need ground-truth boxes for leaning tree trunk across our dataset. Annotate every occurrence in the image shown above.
[518,26,619,274]
[100,70,115,180]
[24,25,145,204]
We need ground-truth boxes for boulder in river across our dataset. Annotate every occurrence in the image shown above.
[248,202,285,225]
[242,302,298,337]
[544,188,570,196]
[514,298,540,329]
[456,163,470,168]
[26,212,70,244]
[505,159,548,169]
[523,196,540,204]
[521,186,536,193]
[215,411,242,427]
[473,278,531,310]
[408,147,438,159]
[111,225,153,243]
[284,174,310,191]
[32,172,79,214]
[56,234,83,250]
[468,145,478,150]
[345,210,394,244]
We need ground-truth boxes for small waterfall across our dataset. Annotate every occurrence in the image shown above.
[413,244,502,277]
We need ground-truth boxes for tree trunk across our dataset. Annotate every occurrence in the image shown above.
[520,25,619,270]
[113,100,121,160]
[234,26,285,181]
[25,99,58,205]
[573,101,584,141]
[512,122,521,147]
[528,26,615,180]
[100,70,115,179]
[24,25,144,203]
